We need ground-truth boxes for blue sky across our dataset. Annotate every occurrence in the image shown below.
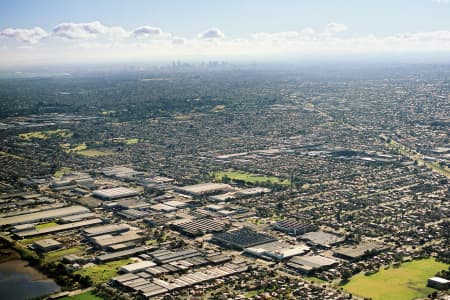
[2,0,450,36]
[1,0,449,66]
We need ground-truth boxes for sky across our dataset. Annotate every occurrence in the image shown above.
[0,0,450,67]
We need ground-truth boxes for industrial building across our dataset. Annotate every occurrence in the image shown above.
[119,261,157,273]
[91,231,143,249]
[427,277,449,290]
[212,227,277,250]
[286,255,339,274]
[177,182,233,197]
[32,238,62,252]
[92,187,138,200]
[112,262,249,299]
[83,224,130,237]
[117,209,148,220]
[273,220,318,236]
[333,242,388,261]
[235,187,271,197]
[15,218,103,238]
[150,248,202,264]
[171,218,229,237]
[96,246,156,263]
[0,205,90,226]
[244,241,310,261]
[300,231,345,249]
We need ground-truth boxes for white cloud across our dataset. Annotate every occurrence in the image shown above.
[326,22,348,34]
[53,21,127,40]
[0,27,48,44]
[432,0,449,4]
[172,37,186,45]
[252,31,300,40]
[198,27,225,39]
[2,21,450,66]
[132,26,169,39]
[300,27,316,35]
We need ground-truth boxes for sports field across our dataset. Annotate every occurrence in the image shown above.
[343,258,449,300]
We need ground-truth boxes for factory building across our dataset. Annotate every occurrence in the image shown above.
[119,261,157,273]
[171,218,229,237]
[244,241,310,261]
[15,218,103,238]
[0,205,90,227]
[286,255,339,274]
[83,224,130,237]
[92,187,138,200]
[273,220,318,236]
[32,238,62,252]
[177,183,234,197]
[212,227,277,250]
[428,277,449,290]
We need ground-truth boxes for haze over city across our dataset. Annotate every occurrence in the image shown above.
[0,1,449,300]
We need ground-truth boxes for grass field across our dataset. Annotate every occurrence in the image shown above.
[59,291,103,300]
[66,143,88,153]
[111,138,140,145]
[62,143,113,157]
[75,259,131,284]
[77,149,113,157]
[19,129,72,140]
[214,170,290,186]
[35,221,59,230]
[53,166,72,178]
[343,258,449,300]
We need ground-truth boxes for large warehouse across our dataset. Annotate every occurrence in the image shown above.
[212,227,277,250]
[244,241,310,261]
[273,220,318,236]
[171,218,229,237]
[287,255,339,274]
[0,205,90,227]
[177,183,233,197]
[92,187,138,200]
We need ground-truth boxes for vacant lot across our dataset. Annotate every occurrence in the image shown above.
[75,259,131,284]
[343,258,449,300]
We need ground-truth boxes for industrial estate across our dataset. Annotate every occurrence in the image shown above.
[0,64,449,300]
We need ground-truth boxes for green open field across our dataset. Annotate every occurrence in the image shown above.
[76,149,113,157]
[65,143,88,153]
[19,129,72,140]
[214,170,290,186]
[59,291,103,300]
[35,221,58,230]
[75,259,132,284]
[53,166,72,178]
[343,258,449,300]
[111,138,139,145]
[62,143,113,157]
